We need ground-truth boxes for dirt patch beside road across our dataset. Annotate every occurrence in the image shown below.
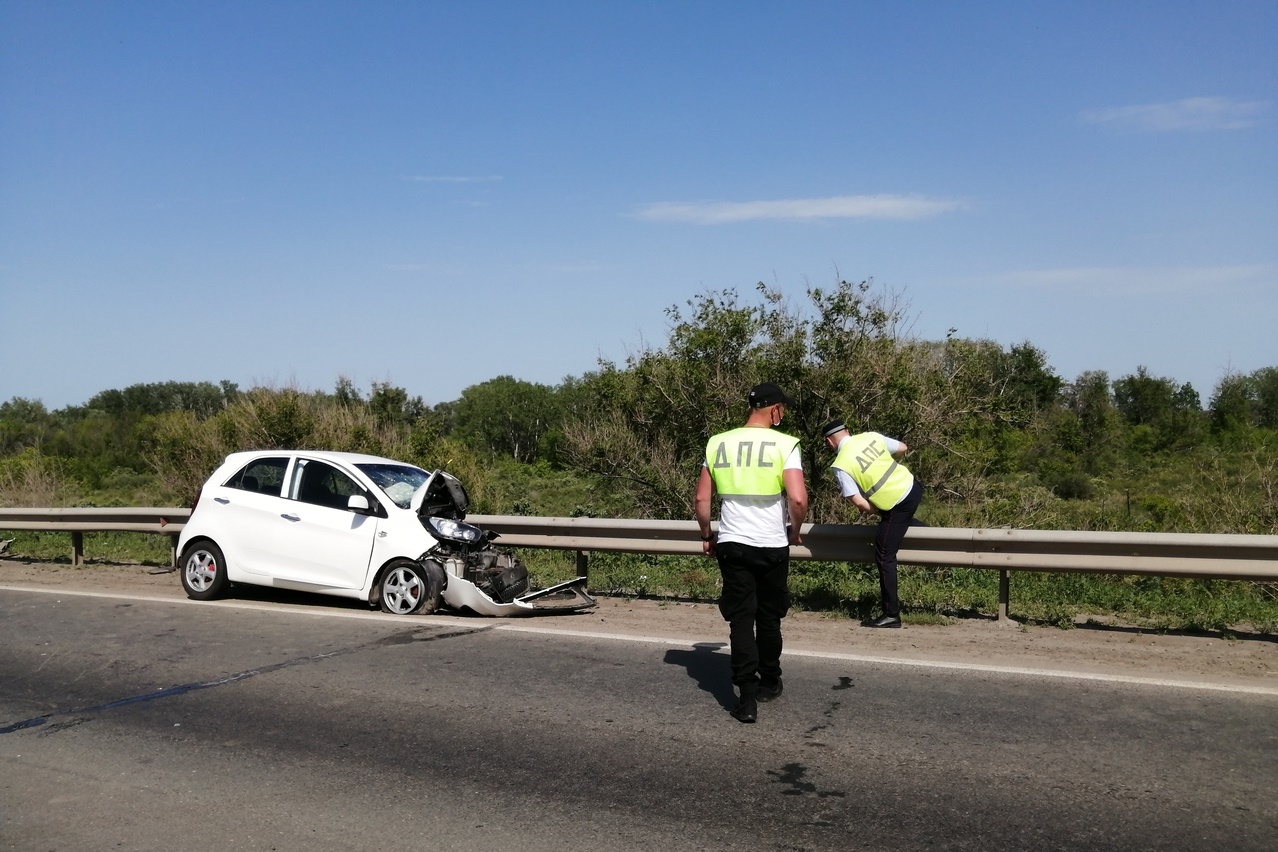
[3,558,1275,691]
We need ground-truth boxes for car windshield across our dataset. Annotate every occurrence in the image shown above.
[355,462,430,509]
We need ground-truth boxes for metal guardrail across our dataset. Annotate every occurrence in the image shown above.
[0,507,191,566]
[469,515,1278,618]
[0,507,190,534]
[3,508,1277,618]
[468,515,1278,579]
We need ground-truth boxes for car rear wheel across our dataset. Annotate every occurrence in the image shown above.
[379,559,444,615]
[179,541,231,600]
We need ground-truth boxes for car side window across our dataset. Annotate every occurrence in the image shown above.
[225,458,289,496]
[292,460,361,510]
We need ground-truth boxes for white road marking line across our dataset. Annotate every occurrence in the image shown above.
[492,622,1278,696]
[4,584,1276,697]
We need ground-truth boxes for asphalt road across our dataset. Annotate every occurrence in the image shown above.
[2,587,1276,852]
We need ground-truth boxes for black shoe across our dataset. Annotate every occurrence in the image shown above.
[867,614,902,628]
[757,678,784,703]
[730,697,758,723]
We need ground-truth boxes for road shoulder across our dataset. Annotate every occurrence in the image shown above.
[3,558,1274,691]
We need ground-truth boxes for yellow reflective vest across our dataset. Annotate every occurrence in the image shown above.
[705,427,800,496]
[831,431,913,510]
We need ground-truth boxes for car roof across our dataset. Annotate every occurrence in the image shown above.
[222,449,420,468]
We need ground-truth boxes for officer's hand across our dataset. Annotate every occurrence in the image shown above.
[787,526,803,546]
[701,534,716,556]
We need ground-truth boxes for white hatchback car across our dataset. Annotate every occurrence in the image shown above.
[176,449,594,616]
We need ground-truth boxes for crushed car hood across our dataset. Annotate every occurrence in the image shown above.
[408,468,598,616]
[410,469,470,520]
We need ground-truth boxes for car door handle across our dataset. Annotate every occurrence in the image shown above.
[214,497,230,504]
[281,514,301,522]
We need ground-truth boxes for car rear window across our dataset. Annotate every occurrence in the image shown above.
[225,458,290,496]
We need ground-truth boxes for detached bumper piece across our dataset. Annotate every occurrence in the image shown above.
[515,576,596,612]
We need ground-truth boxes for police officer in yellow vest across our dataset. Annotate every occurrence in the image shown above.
[821,418,925,628]
[695,383,808,723]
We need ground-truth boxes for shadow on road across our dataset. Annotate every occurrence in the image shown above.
[663,642,736,710]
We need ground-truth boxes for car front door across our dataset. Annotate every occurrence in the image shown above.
[269,458,379,590]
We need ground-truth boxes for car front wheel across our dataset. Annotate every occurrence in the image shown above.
[179,541,231,600]
[379,559,444,615]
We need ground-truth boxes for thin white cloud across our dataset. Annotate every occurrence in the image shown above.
[402,175,503,183]
[522,262,608,275]
[384,263,444,272]
[634,194,965,225]
[1082,97,1270,132]
[384,260,607,275]
[996,264,1275,296]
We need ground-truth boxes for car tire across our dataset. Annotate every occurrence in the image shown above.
[379,559,444,615]
[179,541,231,601]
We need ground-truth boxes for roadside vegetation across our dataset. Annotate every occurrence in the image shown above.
[3,280,1276,632]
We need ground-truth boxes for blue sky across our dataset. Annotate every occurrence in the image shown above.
[2,1,1275,410]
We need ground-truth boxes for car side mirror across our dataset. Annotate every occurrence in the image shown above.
[347,494,372,514]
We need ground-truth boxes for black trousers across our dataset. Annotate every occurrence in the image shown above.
[875,479,925,617]
[715,541,791,695]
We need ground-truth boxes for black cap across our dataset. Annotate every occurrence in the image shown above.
[748,382,796,408]
[820,418,847,438]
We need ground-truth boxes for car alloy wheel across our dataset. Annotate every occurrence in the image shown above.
[179,541,231,601]
[379,559,443,615]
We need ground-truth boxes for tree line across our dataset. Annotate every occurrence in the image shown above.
[2,280,1275,535]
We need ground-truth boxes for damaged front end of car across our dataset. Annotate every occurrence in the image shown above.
[413,470,595,616]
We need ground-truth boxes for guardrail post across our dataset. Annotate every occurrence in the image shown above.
[576,550,589,581]
[71,532,85,566]
[169,534,179,567]
[998,569,1010,621]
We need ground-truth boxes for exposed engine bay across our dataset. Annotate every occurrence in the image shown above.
[414,469,594,615]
